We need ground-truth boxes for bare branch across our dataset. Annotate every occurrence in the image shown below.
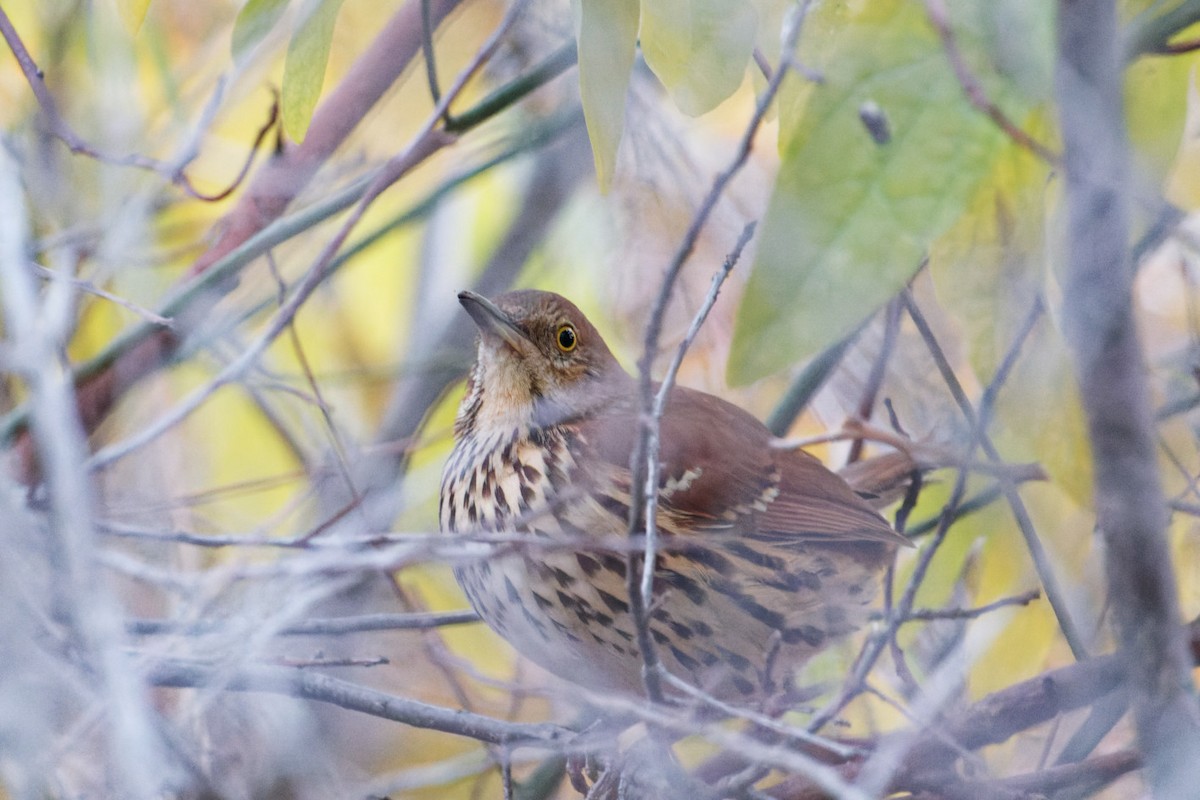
[1056,1,1200,794]
[626,0,814,706]
[144,658,574,748]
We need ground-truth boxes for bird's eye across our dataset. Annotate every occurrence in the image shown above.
[556,324,577,353]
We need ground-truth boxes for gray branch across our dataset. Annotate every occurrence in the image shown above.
[1055,1,1200,795]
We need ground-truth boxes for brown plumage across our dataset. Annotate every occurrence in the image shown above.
[439,290,906,702]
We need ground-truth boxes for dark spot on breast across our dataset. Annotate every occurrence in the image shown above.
[689,619,713,637]
[713,580,786,630]
[670,645,701,672]
[668,620,693,640]
[504,577,520,603]
[597,590,629,614]
[576,554,601,577]
[520,606,549,639]
[447,504,457,529]
[551,567,576,587]
[600,554,628,579]
[596,493,629,520]
[679,546,737,576]
[531,592,554,610]
[529,427,549,449]
[824,606,848,626]
[731,674,756,695]
[716,646,753,672]
[724,540,786,571]
[494,484,508,513]
[555,589,580,611]
[660,570,707,606]
[768,570,821,592]
[522,464,542,483]
[593,611,613,627]
[782,625,826,647]
[651,628,669,645]
[697,649,720,667]
[520,483,537,509]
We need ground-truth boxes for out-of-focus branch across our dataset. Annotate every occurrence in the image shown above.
[0,145,173,796]
[1125,0,1200,58]
[128,609,480,636]
[626,0,814,705]
[144,658,574,747]
[902,291,1089,661]
[1056,1,1200,796]
[7,0,464,481]
[0,4,276,201]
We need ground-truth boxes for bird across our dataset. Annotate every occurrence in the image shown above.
[439,289,908,704]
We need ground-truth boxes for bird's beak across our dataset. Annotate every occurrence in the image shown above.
[458,291,532,353]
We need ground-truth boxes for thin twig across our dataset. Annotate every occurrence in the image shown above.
[631,221,757,701]
[895,590,1041,623]
[847,299,902,464]
[127,610,480,636]
[0,3,276,200]
[265,252,363,520]
[271,655,390,668]
[922,0,1058,164]
[85,0,530,471]
[809,285,1055,731]
[29,263,173,327]
[901,290,1089,661]
[626,0,813,705]
[144,658,575,747]
[420,0,443,107]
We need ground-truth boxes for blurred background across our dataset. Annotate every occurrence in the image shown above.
[1,0,1199,797]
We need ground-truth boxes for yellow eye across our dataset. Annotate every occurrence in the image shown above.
[556,324,577,352]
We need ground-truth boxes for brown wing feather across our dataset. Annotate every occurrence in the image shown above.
[586,385,908,547]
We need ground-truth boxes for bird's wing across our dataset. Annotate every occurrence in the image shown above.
[585,386,908,547]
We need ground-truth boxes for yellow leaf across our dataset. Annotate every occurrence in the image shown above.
[282,0,345,142]
[641,0,757,116]
[574,0,640,190]
[1166,67,1200,209]
[114,0,151,35]
[232,0,291,64]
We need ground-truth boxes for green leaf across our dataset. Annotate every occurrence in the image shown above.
[574,0,640,190]
[282,0,345,143]
[728,0,1026,385]
[116,0,152,34]
[641,0,757,116]
[232,0,290,65]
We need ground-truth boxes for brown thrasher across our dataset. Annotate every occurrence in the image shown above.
[439,290,907,702]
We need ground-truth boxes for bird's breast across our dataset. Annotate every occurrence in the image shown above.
[439,423,631,537]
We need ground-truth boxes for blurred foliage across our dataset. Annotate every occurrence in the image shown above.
[1,0,1199,797]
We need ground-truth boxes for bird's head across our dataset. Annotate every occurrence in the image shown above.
[456,290,629,431]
